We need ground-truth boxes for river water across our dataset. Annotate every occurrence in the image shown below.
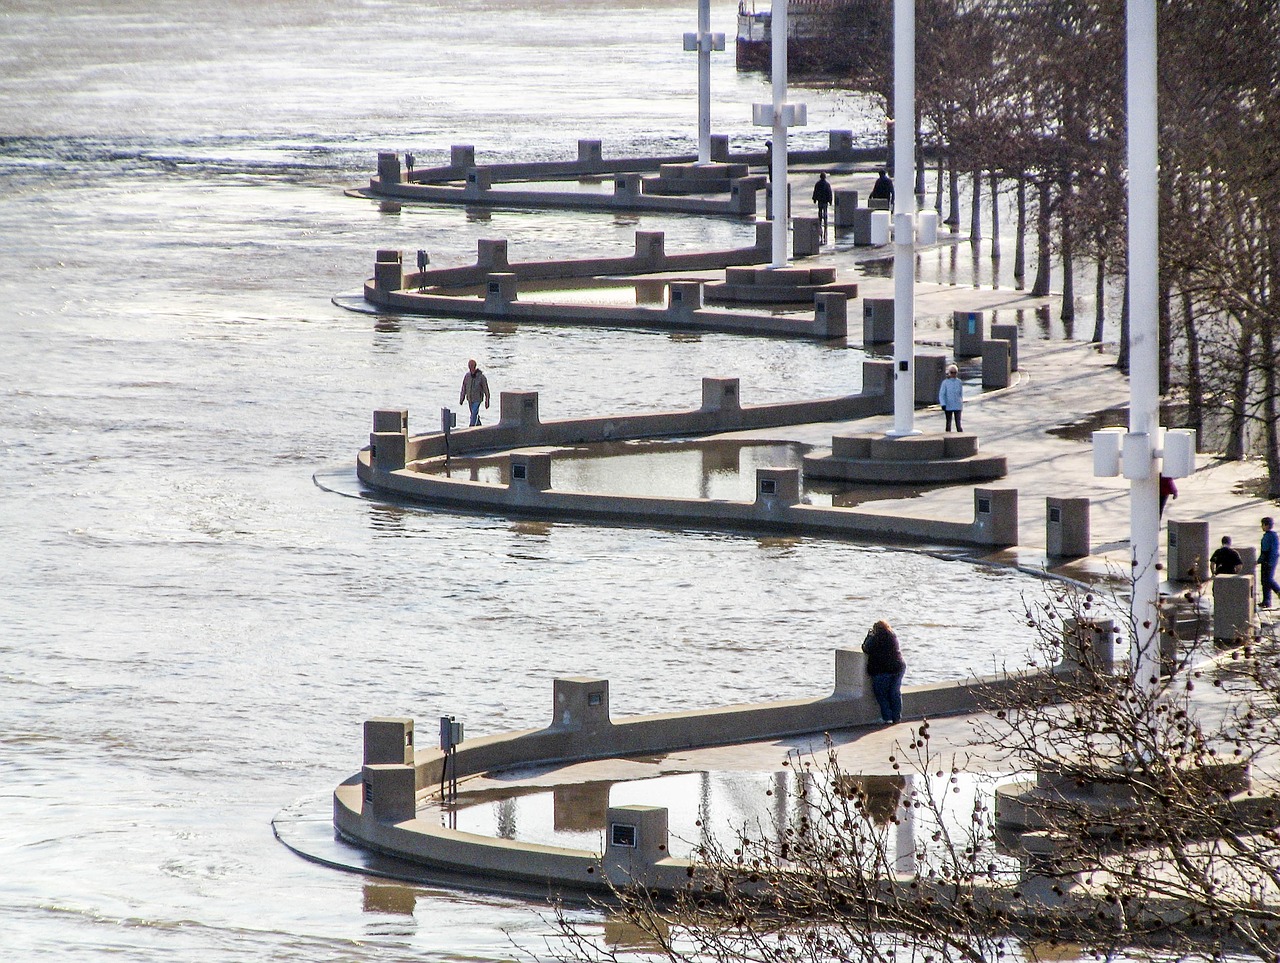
[2,2,1057,959]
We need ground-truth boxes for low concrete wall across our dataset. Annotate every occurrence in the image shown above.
[333,649,1069,893]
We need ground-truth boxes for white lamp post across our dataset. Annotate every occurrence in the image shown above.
[752,0,807,268]
[683,0,726,165]
[886,0,919,436]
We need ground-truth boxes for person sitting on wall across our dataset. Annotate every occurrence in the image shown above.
[1209,536,1243,576]
[869,168,894,205]
[862,620,906,725]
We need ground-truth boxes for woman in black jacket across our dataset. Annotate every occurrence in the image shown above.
[862,620,906,724]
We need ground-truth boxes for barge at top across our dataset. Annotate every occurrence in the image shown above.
[736,0,864,74]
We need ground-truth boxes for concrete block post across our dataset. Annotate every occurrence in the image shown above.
[851,207,874,245]
[373,409,408,434]
[710,134,730,162]
[1238,545,1258,576]
[701,377,740,413]
[361,764,417,824]
[668,281,704,324]
[578,139,604,165]
[476,239,509,270]
[828,129,854,154]
[373,251,403,293]
[364,718,415,766]
[1046,497,1091,558]
[753,218,773,253]
[831,434,874,458]
[484,272,518,313]
[914,352,946,405]
[463,167,492,198]
[982,339,1012,389]
[833,648,867,698]
[953,311,986,358]
[498,391,540,432]
[1213,575,1256,643]
[1059,618,1116,674]
[634,231,666,265]
[792,216,821,257]
[552,677,611,730]
[990,323,1019,371]
[614,173,643,199]
[755,467,801,508]
[604,805,669,887]
[973,488,1018,546]
[833,189,860,227]
[371,431,407,472]
[1167,519,1210,583]
[730,176,763,216]
[377,152,402,185]
[509,452,551,492]
[813,292,847,338]
[862,297,894,344]
[450,145,476,170]
[861,359,895,405]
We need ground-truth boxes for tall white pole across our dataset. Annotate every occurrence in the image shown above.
[889,0,917,435]
[1127,0,1161,689]
[770,0,788,268]
[697,0,712,164]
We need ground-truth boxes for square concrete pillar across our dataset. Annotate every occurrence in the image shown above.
[851,207,874,245]
[1059,618,1116,674]
[373,257,403,293]
[953,311,986,358]
[709,133,729,161]
[668,281,704,324]
[509,452,551,491]
[730,176,764,216]
[373,409,408,434]
[990,323,1019,371]
[755,467,801,507]
[634,231,665,263]
[377,152,401,185]
[450,145,475,169]
[1167,519,1210,583]
[1213,575,1256,643]
[973,488,1018,546]
[792,216,821,257]
[361,764,417,824]
[814,292,847,338]
[577,139,603,164]
[832,188,860,227]
[862,297,894,344]
[604,805,669,887]
[828,129,854,153]
[833,648,867,698]
[982,339,1012,389]
[364,718,415,766]
[552,677,610,730]
[861,359,894,403]
[915,352,946,405]
[1046,497,1090,558]
[463,168,492,196]
[499,390,540,431]
[701,377,740,412]
[1238,545,1258,575]
[476,239,509,270]
[371,431,407,472]
[614,173,642,198]
[484,272,518,312]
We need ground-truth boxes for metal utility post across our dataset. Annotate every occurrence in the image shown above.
[888,0,918,436]
[1125,0,1161,689]
[751,0,806,268]
[684,0,725,165]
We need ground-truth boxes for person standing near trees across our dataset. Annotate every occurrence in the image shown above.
[1260,517,1280,608]
[812,172,832,230]
[861,620,906,725]
[459,358,490,427]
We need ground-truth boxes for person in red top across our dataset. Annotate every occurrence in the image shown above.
[1159,474,1177,515]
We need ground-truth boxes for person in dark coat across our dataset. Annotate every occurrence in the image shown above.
[869,169,894,206]
[862,619,906,724]
[1209,536,1242,576]
[812,172,833,229]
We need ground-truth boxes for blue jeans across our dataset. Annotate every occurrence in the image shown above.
[870,671,904,724]
[468,401,482,426]
[1262,555,1280,607]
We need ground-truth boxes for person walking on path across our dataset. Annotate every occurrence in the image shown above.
[938,365,963,432]
[1210,536,1242,575]
[1260,517,1280,608]
[1159,474,1178,516]
[869,168,894,206]
[812,172,832,231]
[862,620,906,725]
[459,359,490,427]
